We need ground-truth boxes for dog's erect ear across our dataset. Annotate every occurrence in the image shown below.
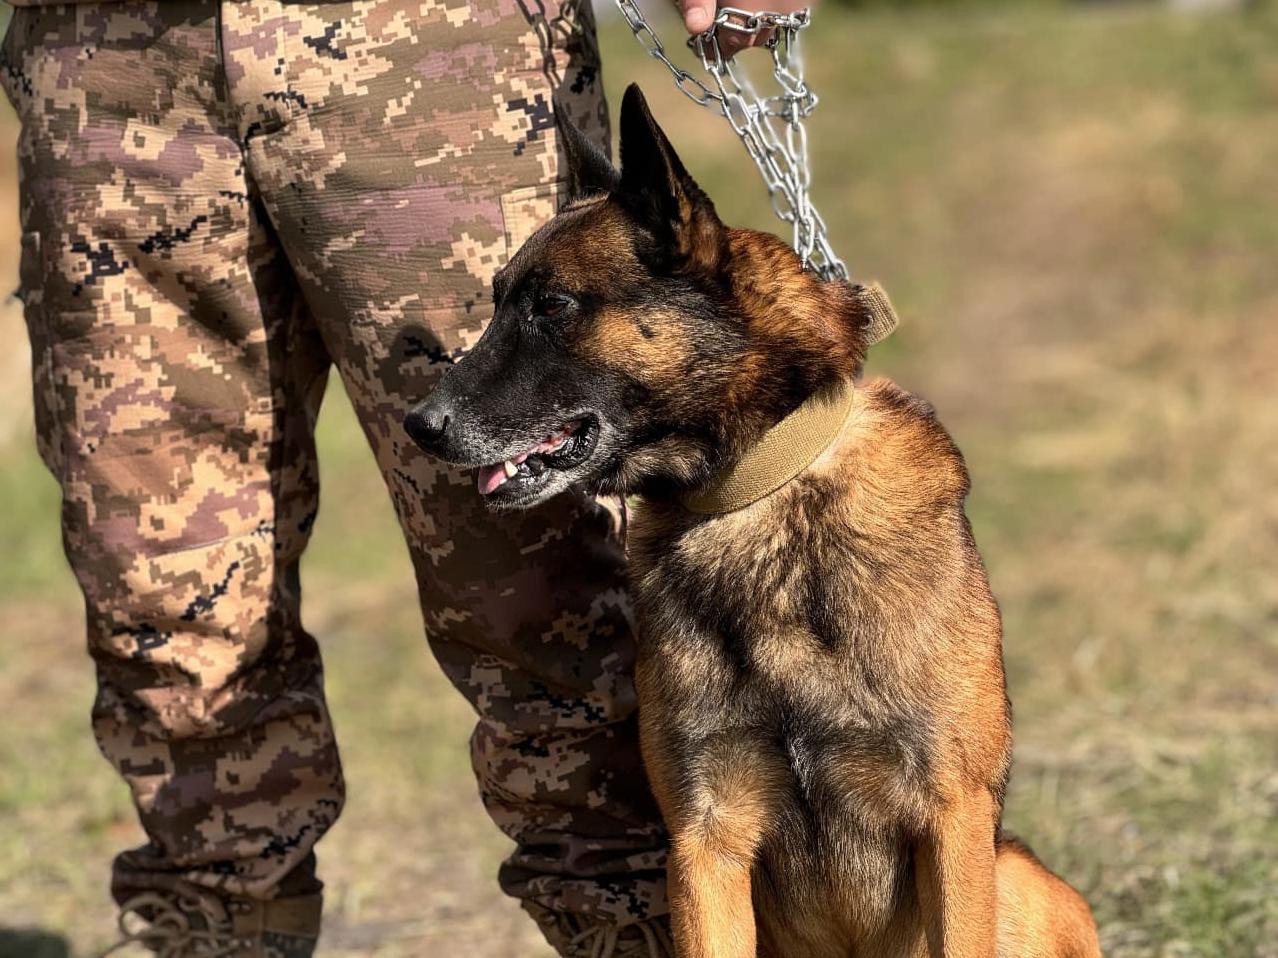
[555,101,620,199]
[617,83,724,272]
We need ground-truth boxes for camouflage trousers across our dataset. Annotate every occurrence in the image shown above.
[1,0,667,948]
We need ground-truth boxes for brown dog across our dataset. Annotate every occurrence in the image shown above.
[405,84,1101,958]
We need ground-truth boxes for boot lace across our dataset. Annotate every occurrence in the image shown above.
[102,892,247,958]
[566,916,675,958]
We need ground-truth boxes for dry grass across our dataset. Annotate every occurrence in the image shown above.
[1,3,1276,956]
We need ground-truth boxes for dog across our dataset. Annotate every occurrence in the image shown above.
[404,84,1101,958]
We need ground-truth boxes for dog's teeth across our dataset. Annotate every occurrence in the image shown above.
[504,460,518,479]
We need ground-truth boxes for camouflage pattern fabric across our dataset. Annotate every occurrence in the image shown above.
[0,0,668,950]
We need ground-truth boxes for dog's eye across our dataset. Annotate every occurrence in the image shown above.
[533,295,572,321]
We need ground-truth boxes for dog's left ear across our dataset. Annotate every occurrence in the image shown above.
[555,101,621,199]
[617,83,724,273]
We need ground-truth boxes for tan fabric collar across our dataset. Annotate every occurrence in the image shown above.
[679,377,857,515]
[677,282,898,516]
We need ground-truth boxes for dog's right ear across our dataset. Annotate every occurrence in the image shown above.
[555,103,620,199]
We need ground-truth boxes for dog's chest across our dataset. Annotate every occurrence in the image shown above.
[631,507,937,797]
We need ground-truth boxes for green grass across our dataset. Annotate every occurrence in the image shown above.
[0,446,68,602]
[2,3,1277,956]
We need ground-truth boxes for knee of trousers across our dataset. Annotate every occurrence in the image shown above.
[86,528,346,862]
[78,525,330,744]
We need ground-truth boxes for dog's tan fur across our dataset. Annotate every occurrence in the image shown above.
[627,376,1100,957]
[580,93,1099,958]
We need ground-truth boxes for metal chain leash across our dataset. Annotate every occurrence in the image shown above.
[612,1,848,281]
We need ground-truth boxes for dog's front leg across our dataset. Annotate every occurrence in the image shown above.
[640,716,776,958]
[915,791,999,958]
[668,830,758,958]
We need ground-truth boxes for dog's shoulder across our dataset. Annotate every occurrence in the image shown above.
[829,377,971,512]
[805,378,997,652]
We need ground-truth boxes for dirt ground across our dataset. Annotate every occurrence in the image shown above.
[1,4,1276,957]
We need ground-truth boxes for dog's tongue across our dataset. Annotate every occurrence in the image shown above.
[477,463,508,496]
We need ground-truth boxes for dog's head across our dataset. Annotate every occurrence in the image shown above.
[405,84,877,509]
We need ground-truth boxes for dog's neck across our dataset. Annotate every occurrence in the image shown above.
[682,281,898,514]
[619,237,897,506]
[680,376,858,514]
[679,235,898,509]
[706,233,865,441]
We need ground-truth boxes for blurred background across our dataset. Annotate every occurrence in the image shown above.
[1,0,1276,955]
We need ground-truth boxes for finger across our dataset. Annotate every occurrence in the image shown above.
[679,0,716,35]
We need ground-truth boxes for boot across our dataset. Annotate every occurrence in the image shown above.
[564,917,675,958]
[529,904,675,958]
[104,886,321,958]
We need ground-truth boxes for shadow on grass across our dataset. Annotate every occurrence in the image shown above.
[0,927,71,958]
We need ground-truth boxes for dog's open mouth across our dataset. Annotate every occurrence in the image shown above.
[476,417,599,497]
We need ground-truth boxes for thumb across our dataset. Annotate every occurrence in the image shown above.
[679,0,716,34]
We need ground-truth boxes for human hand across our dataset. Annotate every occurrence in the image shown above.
[677,0,815,58]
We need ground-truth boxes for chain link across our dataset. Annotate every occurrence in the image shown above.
[612,1,847,281]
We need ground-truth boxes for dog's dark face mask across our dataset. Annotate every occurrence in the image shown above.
[404,84,869,509]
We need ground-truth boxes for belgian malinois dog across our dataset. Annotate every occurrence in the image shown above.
[405,84,1101,958]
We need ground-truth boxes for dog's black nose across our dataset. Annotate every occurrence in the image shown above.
[403,403,450,454]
